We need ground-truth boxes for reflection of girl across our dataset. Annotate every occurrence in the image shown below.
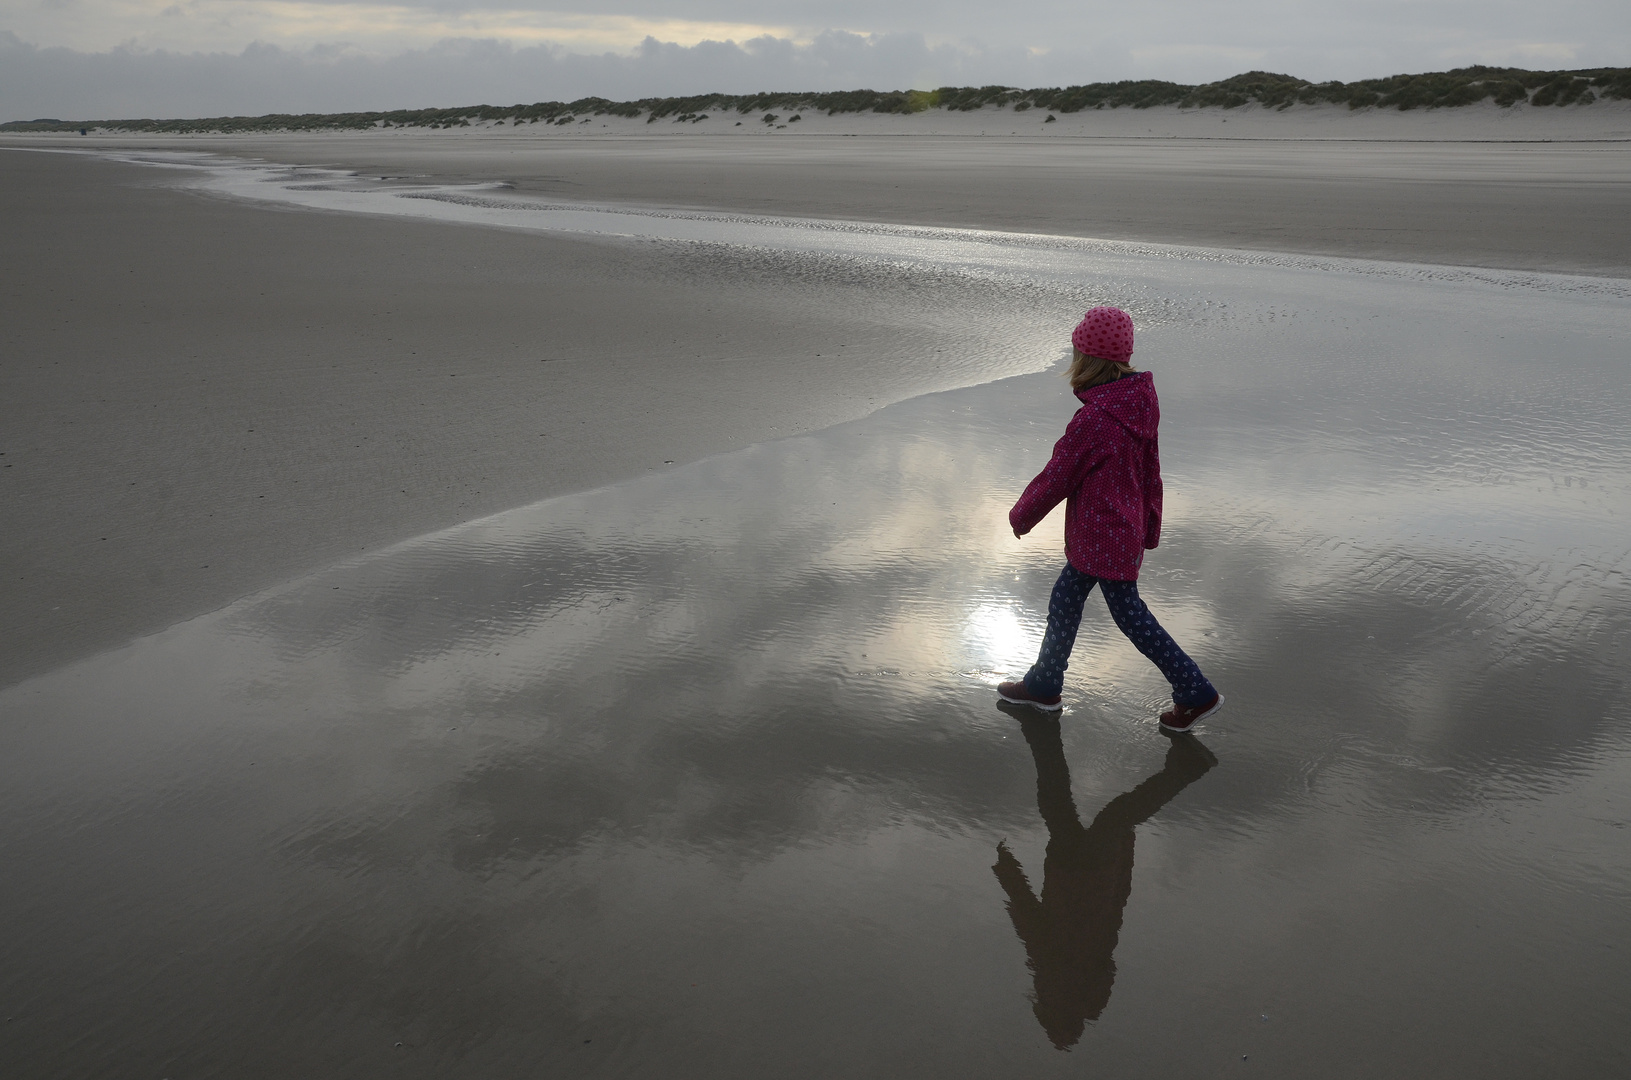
[994,713,1216,1047]
[998,307,1222,732]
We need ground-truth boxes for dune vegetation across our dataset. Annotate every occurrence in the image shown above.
[5,66,1627,133]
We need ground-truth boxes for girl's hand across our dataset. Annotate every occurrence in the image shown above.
[1013,526,1024,539]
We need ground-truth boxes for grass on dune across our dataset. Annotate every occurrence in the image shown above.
[6,65,1628,134]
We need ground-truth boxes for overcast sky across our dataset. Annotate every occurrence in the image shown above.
[3,1,1627,119]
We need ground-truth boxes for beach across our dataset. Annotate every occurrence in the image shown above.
[1,147,1061,686]
[21,104,1631,275]
[6,121,1630,685]
[2,117,1629,1076]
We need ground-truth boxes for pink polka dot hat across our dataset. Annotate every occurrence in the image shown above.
[1070,306,1135,364]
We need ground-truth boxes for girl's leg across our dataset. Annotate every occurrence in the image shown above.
[1023,564,1098,699]
[1098,580,1217,707]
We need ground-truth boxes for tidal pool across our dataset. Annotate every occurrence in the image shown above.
[1,165,1628,1077]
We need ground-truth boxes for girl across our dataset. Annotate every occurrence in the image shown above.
[998,307,1223,733]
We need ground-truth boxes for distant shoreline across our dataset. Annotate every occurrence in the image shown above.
[9,97,1628,145]
[5,65,1628,134]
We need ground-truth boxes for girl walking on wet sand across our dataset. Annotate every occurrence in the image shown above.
[998,307,1223,732]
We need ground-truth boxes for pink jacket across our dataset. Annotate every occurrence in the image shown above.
[1009,372,1163,580]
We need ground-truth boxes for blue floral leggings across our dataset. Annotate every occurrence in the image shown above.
[1024,564,1216,706]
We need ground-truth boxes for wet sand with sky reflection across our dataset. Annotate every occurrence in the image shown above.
[1,145,1629,1077]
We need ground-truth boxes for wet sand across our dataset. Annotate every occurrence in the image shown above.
[14,125,1631,275]
[0,149,1058,686]
[5,135,1629,683]
[2,264,1628,1073]
[2,140,1630,1075]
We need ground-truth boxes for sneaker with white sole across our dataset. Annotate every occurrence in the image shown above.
[997,679,1063,712]
[1159,692,1224,733]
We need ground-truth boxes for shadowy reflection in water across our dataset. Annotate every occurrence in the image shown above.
[994,706,1216,1048]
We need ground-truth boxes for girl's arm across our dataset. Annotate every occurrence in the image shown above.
[1143,439,1163,549]
[1009,409,1105,536]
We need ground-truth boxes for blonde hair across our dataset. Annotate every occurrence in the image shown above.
[1067,349,1136,391]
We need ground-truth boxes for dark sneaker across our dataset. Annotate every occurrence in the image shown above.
[997,680,1062,712]
[1160,692,1224,733]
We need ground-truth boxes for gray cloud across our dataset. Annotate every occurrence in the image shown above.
[2,31,1124,119]
[2,0,1628,122]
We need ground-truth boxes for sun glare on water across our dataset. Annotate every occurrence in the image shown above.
[962,602,1037,674]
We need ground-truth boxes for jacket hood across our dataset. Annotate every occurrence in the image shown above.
[1075,371,1158,441]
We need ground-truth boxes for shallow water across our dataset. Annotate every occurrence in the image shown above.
[2,158,1630,1076]
[98,147,1631,298]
